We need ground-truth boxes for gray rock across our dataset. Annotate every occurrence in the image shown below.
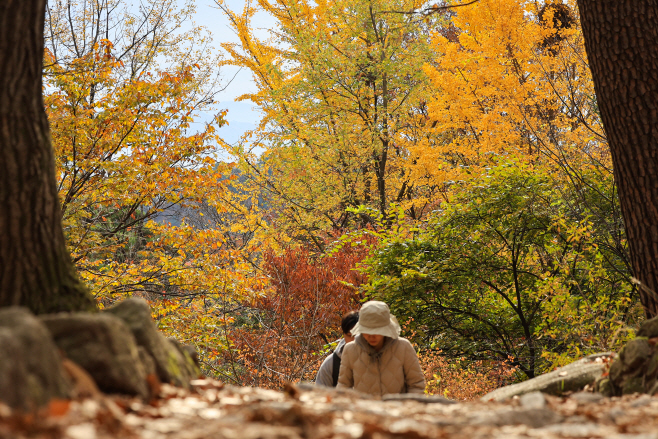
[646,352,658,378]
[519,391,546,409]
[381,394,456,404]
[597,377,613,396]
[104,298,200,388]
[570,391,605,404]
[637,315,658,338]
[470,408,562,428]
[622,375,645,395]
[482,353,613,401]
[610,358,624,382]
[40,312,149,399]
[169,337,201,368]
[138,346,157,378]
[621,338,651,373]
[0,308,71,410]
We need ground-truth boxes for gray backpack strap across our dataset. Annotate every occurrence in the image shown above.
[331,351,341,387]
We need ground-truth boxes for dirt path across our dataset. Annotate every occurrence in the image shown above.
[2,379,658,439]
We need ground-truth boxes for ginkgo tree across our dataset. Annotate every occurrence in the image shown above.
[420,0,630,290]
[359,0,639,378]
[421,0,606,180]
[217,0,452,250]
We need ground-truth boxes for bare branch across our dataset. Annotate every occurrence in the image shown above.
[380,0,480,16]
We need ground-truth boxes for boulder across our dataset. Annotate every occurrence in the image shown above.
[596,334,658,396]
[637,315,658,338]
[482,353,612,401]
[381,394,456,404]
[138,346,157,378]
[620,338,651,373]
[40,313,150,399]
[169,337,201,368]
[0,308,71,410]
[104,298,200,388]
[519,391,547,409]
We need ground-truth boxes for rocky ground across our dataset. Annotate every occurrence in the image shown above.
[4,302,658,439]
[3,379,658,439]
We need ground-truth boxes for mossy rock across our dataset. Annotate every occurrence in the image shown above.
[622,376,645,395]
[40,313,150,398]
[646,352,658,379]
[620,338,651,373]
[0,308,71,410]
[637,316,658,338]
[596,378,612,397]
[104,298,200,388]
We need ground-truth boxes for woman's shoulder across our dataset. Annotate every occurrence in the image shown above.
[345,335,369,354]
[342,339,359,354]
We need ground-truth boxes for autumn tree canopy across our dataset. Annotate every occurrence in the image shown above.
[217,0,452,250]
[0,0,652,395]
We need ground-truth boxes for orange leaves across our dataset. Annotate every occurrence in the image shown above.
[223,243,369,388]
[46,399,72,417]
[419,350,519,400]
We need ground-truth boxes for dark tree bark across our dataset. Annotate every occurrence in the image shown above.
[0,0,96,313]
[577,1,658,318]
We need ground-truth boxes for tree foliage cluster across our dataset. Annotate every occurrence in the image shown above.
[42,0,268,354]
[218,243,367,388]
[365,164,636,379]
[34,0,644,396]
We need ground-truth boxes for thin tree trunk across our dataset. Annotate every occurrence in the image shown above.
[577,0,658,318]
[0,0,96,313]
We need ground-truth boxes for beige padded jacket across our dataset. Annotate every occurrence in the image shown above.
[336,335,426,396]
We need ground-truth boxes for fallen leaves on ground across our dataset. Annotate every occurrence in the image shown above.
[2,379,658,439]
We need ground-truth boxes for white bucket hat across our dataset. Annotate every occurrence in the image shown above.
[351,301,401,339]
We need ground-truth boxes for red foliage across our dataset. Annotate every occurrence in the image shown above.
[420,350,519,400]
[223,242,369,388]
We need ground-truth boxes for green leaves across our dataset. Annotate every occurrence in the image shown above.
[363,163,638,378]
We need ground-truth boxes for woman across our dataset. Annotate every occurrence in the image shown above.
[337,301,426,396]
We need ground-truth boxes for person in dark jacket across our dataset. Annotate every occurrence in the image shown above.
[315,311,359,387]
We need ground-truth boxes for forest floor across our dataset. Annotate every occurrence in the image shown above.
[2,378,658,439]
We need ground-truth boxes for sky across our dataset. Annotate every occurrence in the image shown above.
[187,0,276,147]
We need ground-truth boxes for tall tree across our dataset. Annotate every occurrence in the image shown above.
[0,0,95,313]
[42,0,228,303]
[218,0,444,249]
[577,1,658,318]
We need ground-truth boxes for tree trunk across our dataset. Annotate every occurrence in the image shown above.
[0,0,96,313]
[577,0,658,318]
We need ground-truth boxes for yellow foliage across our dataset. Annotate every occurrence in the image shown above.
[44,0,268,362]
[217,0,448,248]
[421,0,607,183]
